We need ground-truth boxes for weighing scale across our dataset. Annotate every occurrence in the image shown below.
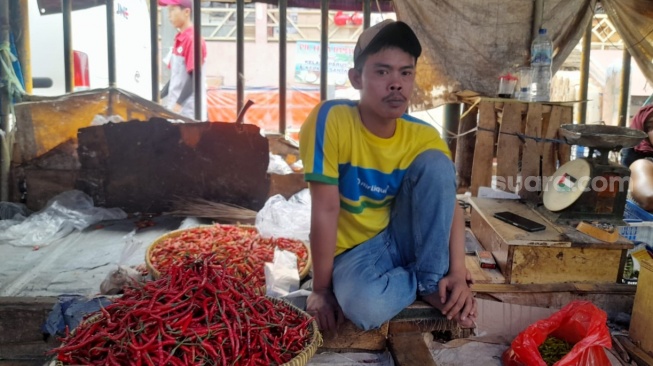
[541,124,648,226]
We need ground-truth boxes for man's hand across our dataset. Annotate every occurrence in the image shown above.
[172,103,183,113]
[306,288,345,335]
[438,271,476,322]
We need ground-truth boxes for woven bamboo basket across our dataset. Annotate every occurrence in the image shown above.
[145,224,312,281]
[54,298,322,366]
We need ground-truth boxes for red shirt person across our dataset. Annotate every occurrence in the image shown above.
[159,0,207,120]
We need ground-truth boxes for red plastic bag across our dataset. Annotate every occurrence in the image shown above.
[502,300,612,366]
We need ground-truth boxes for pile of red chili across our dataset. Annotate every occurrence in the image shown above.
[51,255,316,365]
[149,225,309,289]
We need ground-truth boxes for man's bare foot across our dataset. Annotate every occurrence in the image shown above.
[422,292,476,328]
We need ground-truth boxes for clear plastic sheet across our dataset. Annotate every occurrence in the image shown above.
[0,190,127,247]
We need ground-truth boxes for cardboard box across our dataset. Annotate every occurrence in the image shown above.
[629,255,653,358]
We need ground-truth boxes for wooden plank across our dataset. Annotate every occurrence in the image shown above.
[470,102,496,196]
[509,246,622,284]
[77,120,271,213]
[519,103,543,202]
[480,292,634,317]
[319,320,388,352]
[469,197,569,246]
[542,106,563,178]
[455,107,478,190]
[0,340,58,361]
[388,301,468,337]
[470,208,510,281]
[615,335,653,366]
[388,333,437,366]
[557,107,573,165]
[0,360,51,366]
[561,227,633,249]
[495,102,522,193]
[388,320,465,336]
[0,297,58,344]
[472,282,636,294]
[629,258,653,359]
[465,255,506,284]
[268,173,307,199]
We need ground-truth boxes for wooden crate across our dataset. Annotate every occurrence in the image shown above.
[466,100,573,202]
[469,197,632,284]
[630,256,653,358]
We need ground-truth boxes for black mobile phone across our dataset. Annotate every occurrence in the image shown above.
[493,211,546,232]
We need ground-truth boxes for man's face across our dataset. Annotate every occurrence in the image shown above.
[167,5,190,29]
[349,47,416,120]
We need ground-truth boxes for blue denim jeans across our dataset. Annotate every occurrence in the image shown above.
[332,150,456,330]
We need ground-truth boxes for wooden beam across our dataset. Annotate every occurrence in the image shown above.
[614,335,653,366]
[541,106,563,178]
[495,102,522,193]
[319,320,388,352]
[472,282,636,294]
[470,102,496,196]
[388,333,437,366]
[518,103,543,202]
[557,107,573,165]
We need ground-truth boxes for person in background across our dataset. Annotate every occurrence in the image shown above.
[624,105,653,211]
[622,104,653,167]
[159,0,207,120]
[299,20,476,334]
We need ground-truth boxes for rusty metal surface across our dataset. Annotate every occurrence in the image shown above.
[559,124,647,149]
[77,119,270,213]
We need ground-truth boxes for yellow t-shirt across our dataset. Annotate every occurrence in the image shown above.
[299,100,451,256]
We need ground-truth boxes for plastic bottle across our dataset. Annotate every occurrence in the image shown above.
[530,28,553,102]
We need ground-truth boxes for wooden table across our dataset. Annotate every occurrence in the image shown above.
[469,197,633,284]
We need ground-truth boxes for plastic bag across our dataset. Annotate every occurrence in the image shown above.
[502,300,612,366]
[0,190,127,247]
[255,189,311,242]
[264,248,300,297]
[267,153,293,175]
[90,114,124,126]
[99,230,145,295]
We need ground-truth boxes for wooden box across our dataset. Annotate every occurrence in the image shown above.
[469,197,632,284]
[464,100,572,202]
[630,256,653,358]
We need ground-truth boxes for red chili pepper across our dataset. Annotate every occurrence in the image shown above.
[49,254,315,365]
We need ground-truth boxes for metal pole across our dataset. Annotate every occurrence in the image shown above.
[106,0,116,87]
[279,0,287,135]
[531,0,544,40]
[363,0,371,29]
[236,0,244,114]
[0,0,10,201]
[13,0,32,94]
[150,0,159,102]
[193,0,202,120]
[443,103,460,160]
[320,0,328,101]
[63,0,73,92]
[578,20,591,124]
[618,48,631,128]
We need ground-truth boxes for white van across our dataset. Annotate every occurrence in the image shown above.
[29,0,153,98]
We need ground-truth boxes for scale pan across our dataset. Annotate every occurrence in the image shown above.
[559,124,647,150]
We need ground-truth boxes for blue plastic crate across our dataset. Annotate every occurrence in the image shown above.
[618,225,653,243]
[624,200,653,222]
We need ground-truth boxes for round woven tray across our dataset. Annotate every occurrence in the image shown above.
[54,298,322,366]
[145,224,312,280]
